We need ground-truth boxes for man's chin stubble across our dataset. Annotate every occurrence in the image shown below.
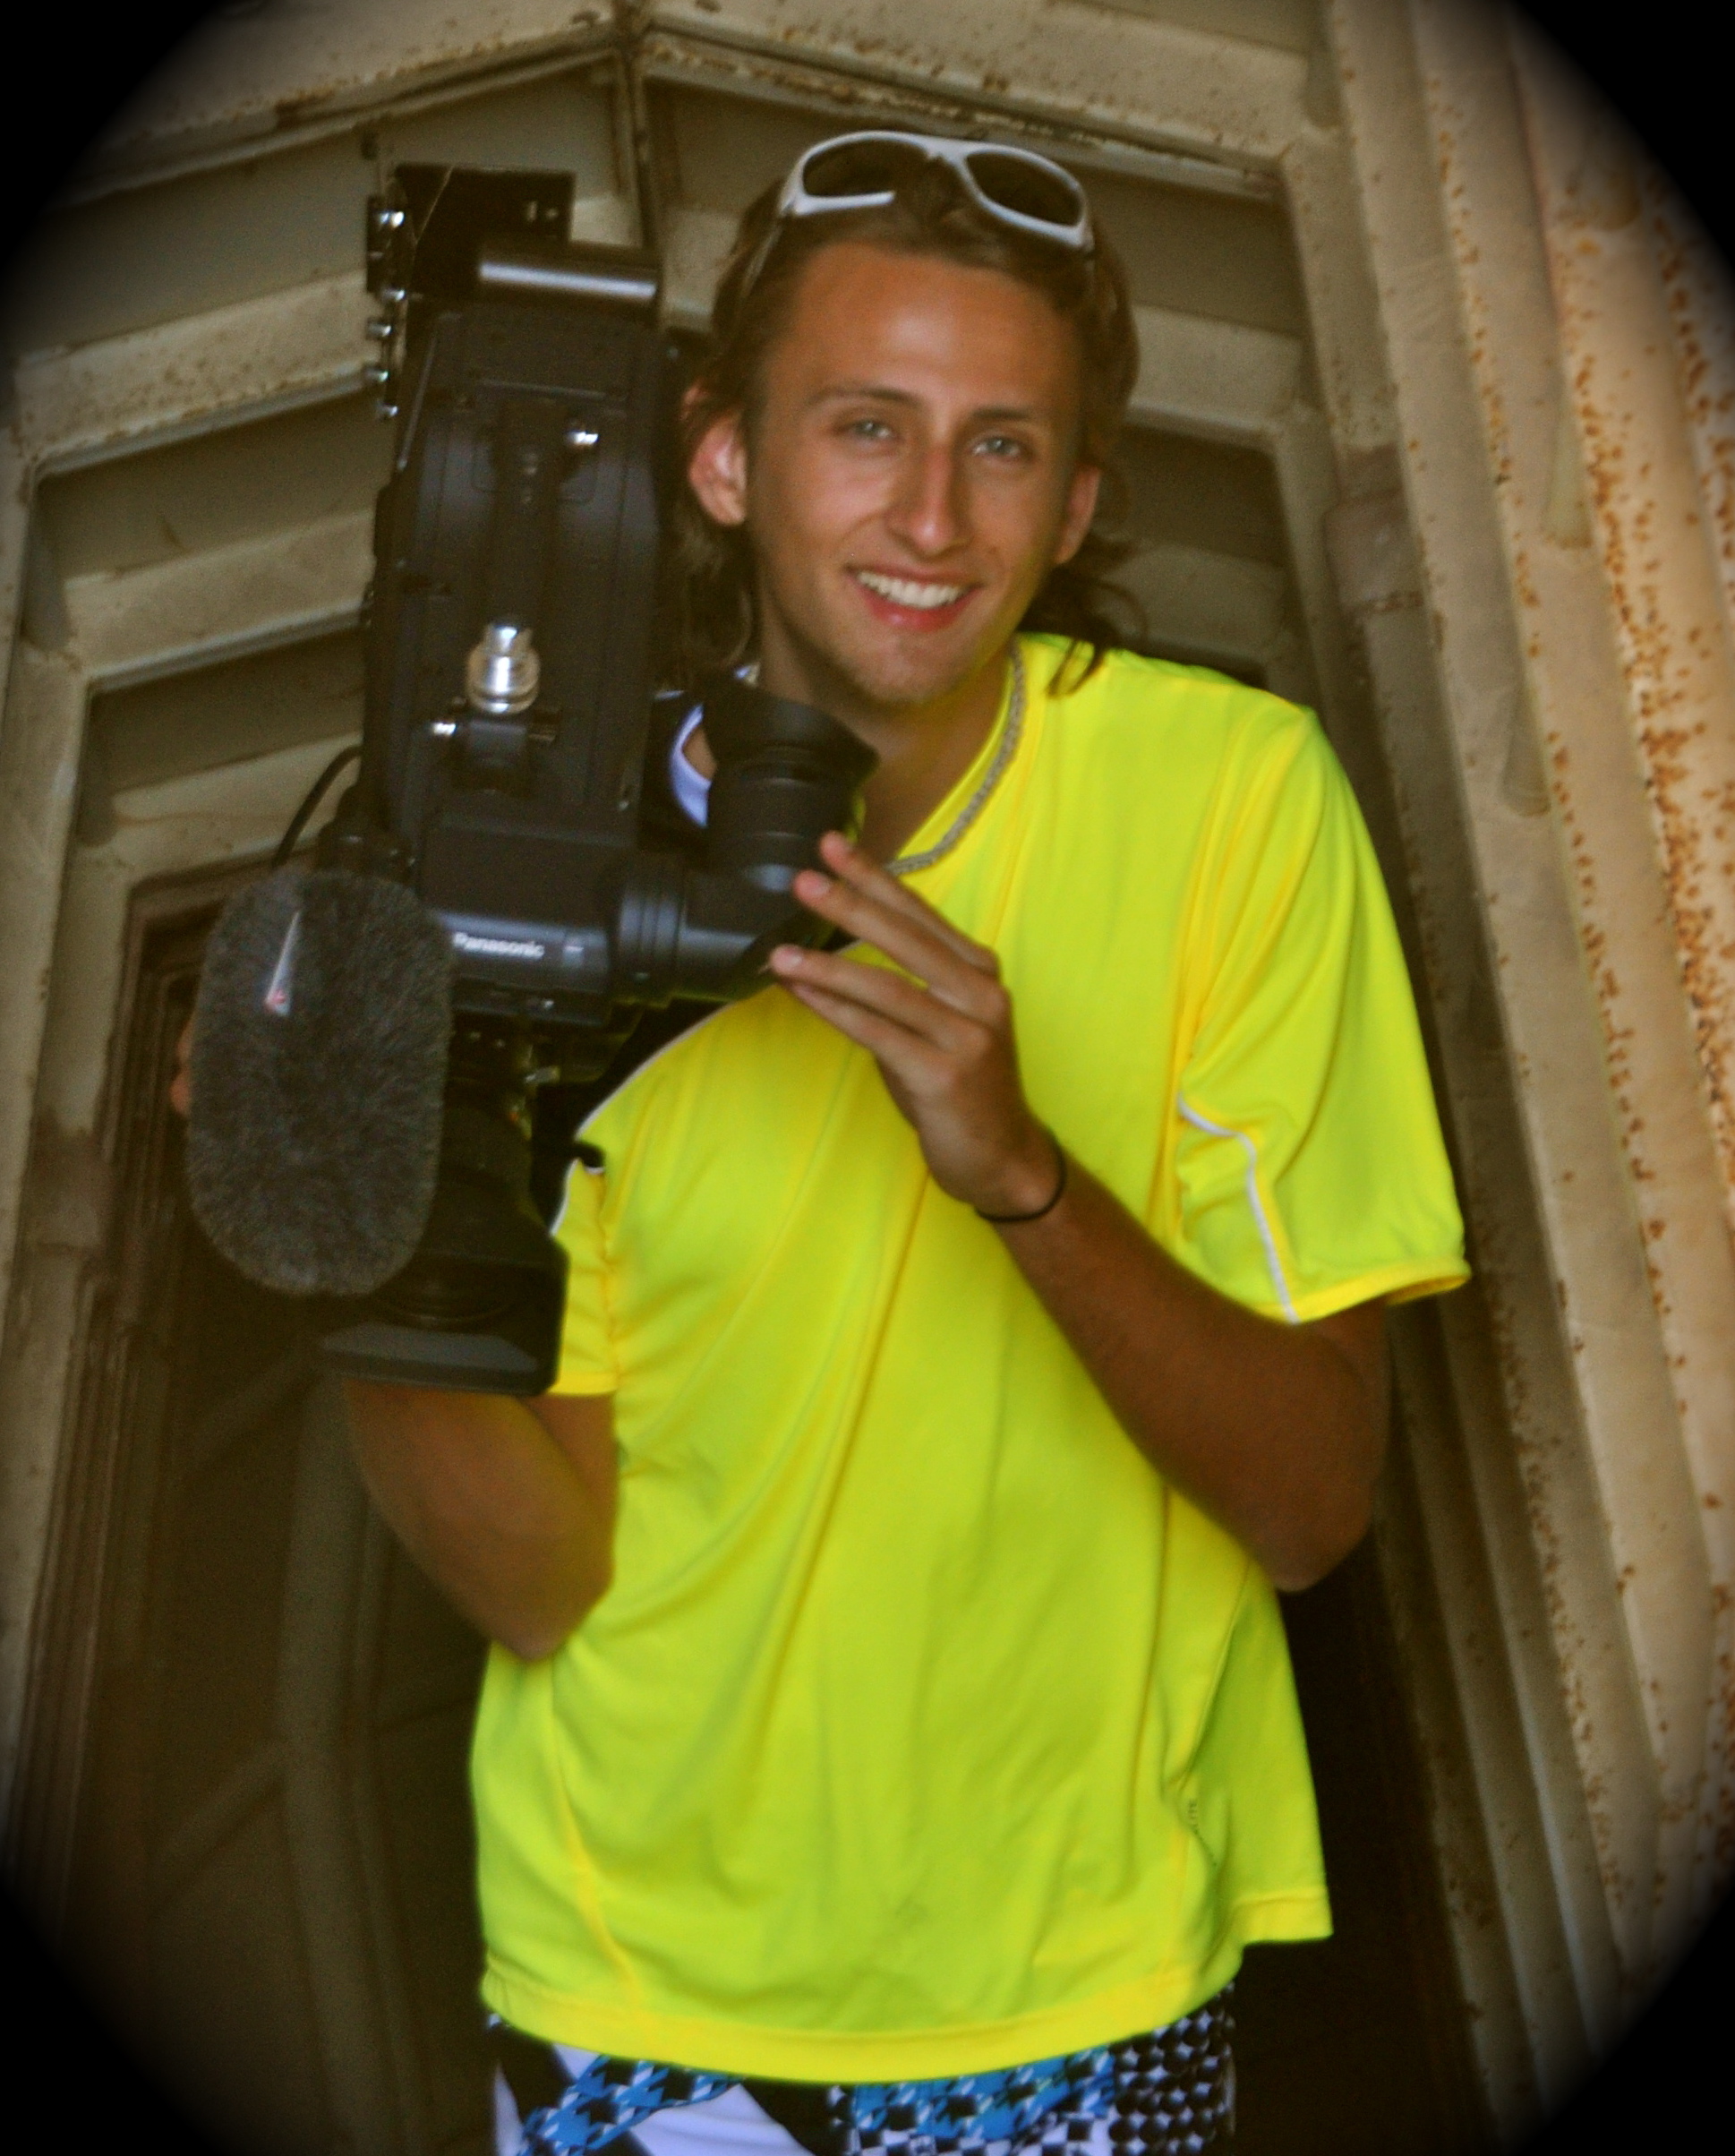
[827,627,1008,722]
[773,637,967,726]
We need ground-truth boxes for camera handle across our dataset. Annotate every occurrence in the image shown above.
[444,396,599,789]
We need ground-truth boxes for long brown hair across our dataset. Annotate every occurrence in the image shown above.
[671,152,1142,693]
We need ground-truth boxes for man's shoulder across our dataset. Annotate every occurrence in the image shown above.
[1025,637,1323,786]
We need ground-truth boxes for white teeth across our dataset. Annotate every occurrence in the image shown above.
[854,570,967,610]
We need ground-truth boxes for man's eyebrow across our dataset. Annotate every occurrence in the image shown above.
[808,382,1049,424]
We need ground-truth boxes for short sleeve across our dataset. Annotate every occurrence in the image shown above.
[548,1154,620,1395]
[1170,705,1469,1323]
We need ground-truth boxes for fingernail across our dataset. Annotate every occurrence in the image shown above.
[769,945,801,971]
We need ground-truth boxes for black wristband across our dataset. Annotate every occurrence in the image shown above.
[975,1131,1068,1226]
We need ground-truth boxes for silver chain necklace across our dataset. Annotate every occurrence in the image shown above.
[885,642,1027,878]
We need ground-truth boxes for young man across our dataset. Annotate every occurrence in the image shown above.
[343,135,1468,2156]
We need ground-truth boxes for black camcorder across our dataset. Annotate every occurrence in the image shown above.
[312,164,876,1395]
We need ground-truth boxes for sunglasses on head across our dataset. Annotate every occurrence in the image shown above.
[737,131,1095,299]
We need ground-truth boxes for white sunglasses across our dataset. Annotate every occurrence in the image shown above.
[739,131,1094,297]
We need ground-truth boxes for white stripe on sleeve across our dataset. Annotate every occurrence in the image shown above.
[1175,1095,1301,1323]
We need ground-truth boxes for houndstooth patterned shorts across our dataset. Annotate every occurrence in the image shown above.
[491,1988,1235,2156]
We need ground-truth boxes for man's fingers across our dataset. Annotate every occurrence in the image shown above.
[168,1014,194,1120]
[795,861,999,1014]
[782,977,950,1078]
[770,944,981,1050]
[810,834,997,972]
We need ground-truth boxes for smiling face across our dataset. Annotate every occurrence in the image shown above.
[687,242,1101,724]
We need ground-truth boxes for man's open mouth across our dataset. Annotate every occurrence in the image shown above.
[851,569,972,612]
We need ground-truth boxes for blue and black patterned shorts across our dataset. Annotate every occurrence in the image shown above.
[491,1988,1235,2156]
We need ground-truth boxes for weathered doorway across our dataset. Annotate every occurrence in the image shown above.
[7,9,1732,2150]
[26,879,491,2156]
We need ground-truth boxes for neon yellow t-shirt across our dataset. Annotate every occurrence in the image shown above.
[473,636,1468,2080]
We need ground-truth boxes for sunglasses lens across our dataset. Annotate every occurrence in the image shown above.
[965,151,1085,231]
[800,138,927,201]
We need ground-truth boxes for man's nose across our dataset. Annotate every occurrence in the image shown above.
[885,441,970,557]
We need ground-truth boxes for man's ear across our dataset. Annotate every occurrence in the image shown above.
[687,401,750,529]
[1053,463,1102,567]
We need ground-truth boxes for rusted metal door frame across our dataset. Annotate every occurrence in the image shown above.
[1332,0,1735,2091]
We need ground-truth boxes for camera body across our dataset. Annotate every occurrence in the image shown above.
[314,166,874,1394]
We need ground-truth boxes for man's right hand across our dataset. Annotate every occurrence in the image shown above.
[341,1382,618,1660]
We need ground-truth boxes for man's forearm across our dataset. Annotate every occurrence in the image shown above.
[342,1381,617,1659]
[768,837,1388,1590]
[992,1153,1388,1592]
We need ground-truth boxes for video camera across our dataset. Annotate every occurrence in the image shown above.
[308,165,876,1394]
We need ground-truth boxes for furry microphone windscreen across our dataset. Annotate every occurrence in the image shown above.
[186,867,452,1297]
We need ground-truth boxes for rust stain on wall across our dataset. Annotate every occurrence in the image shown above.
[1568,330,1735,1231]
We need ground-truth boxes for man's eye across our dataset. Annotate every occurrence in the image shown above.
[843,416,894,441]
[976,433,1032,462]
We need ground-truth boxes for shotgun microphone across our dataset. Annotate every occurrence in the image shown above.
[185,866,452,1298]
